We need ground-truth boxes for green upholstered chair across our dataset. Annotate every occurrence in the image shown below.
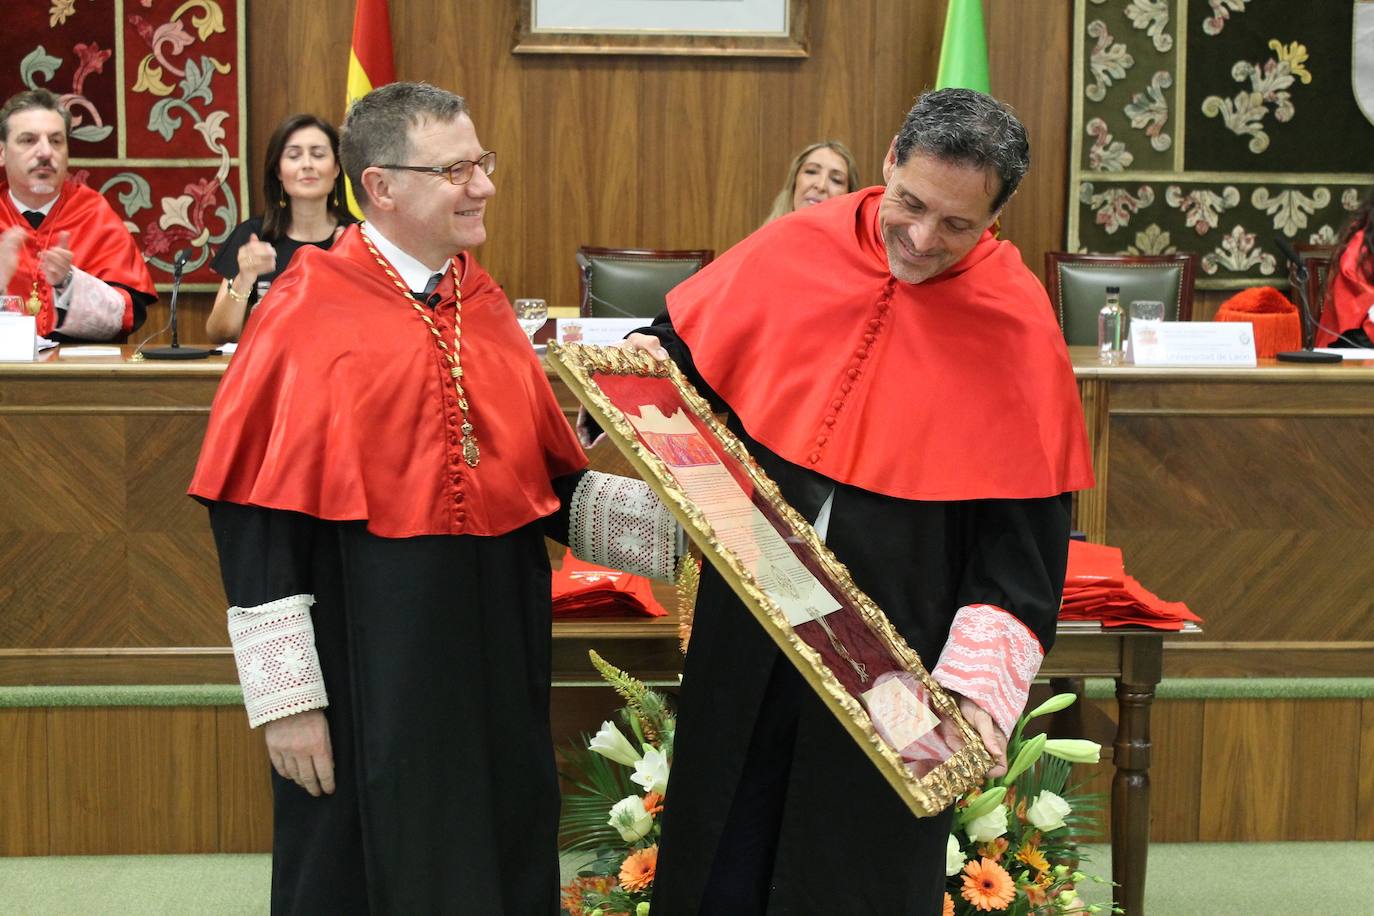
[1044,252,1198,346]
[576,246,714,318]
[1287,244,1335,348]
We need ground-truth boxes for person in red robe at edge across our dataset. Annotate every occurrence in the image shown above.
[1314,188,1374,349]
[0,88,155,341]
[189,82,681,914]
[599,89,1095,914]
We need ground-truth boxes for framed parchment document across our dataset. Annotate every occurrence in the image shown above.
[514,0,808,57]
[548,342,991,817]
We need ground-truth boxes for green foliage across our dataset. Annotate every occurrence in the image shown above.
[559,740,637,853]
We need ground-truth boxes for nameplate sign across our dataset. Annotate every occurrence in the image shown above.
[0,314,38,362]
[1130,321,1257,367]
[556,317,645,347]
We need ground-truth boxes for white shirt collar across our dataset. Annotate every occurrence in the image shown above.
[360,222,451,293]
[10,189,59,217]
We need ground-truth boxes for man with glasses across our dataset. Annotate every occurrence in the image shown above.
[191,82,680,913]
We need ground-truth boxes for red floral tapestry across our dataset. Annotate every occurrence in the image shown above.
[2,0,247,291]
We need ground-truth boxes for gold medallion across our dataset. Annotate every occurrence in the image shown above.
[26,283,41,315]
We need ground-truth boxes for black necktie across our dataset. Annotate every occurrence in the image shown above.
[413,273,443,307]
[22,211,43,230]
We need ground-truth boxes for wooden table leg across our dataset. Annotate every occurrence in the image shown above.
[1111,635,1162,915]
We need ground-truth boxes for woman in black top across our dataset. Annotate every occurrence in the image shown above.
[206,114,354,343]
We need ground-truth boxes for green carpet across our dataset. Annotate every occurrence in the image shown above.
[0,843,1368,914]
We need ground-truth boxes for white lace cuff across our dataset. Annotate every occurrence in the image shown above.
[53,267,127,340]
[932,604,1044,739]
[569,471,680,582]
[227,594,329,728]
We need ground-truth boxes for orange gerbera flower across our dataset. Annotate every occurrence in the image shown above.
[1016,842,1050,875]
[560,875,615,913]
[1024,882,1050,908]
[961,857,1016,911]
[643,791,665,816]
[619,844,659,893]
[943,891,955,916]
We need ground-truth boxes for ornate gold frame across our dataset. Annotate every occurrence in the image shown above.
[548,342,991,817]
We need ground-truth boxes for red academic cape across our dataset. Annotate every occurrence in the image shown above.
[668,187,1094,501]
[189,225,587,538]
[0,180,155,337]
[1315,228,1374,346]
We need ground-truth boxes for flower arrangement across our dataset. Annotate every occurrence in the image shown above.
[944,693,1117,915]
[559,651,675,916]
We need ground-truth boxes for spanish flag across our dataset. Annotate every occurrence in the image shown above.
[345,0,396,216]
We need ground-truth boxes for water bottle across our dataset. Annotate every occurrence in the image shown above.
[1098,285,1124,365]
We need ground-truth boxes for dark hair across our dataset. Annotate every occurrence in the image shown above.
[1332,188,1374,286]
[341,82,469,212]
[259,113,350,242]
[893,88,1030,214]
[0,88,70,142]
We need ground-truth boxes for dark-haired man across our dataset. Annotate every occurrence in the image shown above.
[192,82,679,913]
[629,88,1095,914]
[0,88,154,340]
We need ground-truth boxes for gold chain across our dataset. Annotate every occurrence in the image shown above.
[360,227,480,467]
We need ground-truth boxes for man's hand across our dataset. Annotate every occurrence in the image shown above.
[264,708,336,797]
[38,230,73,288]
[956,694,1008,778]
[236,233,277,283]
[619,332,669,360]
[0,226,26,289]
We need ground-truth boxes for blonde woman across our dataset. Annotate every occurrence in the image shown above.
[764,140,861,223]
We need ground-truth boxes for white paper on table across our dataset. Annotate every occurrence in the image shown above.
[1315,347,1374,360]
[1129,321,1257,367]
[625,404,842,626]
[218,342,238,355]
[37,337,58,351]
[58,346,122,357]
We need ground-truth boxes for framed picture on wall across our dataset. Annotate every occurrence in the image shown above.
[546,341,991,818]
[515,0,808,57]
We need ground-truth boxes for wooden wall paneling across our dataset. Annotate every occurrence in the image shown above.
[1287,699,1360,841]
[638,59,765,252]
[869,0,943,169]
[0,415,125,532]
[520,57,646,309]
[0,709,49,856]
[46,707,218,854]
[1360,698,1374,841]
[1198,699,1295,842]
[988,0,1073,278]
[215,707,273,853]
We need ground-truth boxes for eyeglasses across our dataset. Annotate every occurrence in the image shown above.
[378,151,496,185]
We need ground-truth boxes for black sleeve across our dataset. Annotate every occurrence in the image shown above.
[541,469,588,544]
[210,217,263,281]
[956,493,1073,654]
[206,500,318,608]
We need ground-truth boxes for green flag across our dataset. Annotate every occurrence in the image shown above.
[935,0,990,94]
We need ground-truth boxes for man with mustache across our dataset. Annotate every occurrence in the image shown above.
[0,89,154,340]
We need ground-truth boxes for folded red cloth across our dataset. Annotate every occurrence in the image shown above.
[1060,540,1199,630]
[551,549,668,618]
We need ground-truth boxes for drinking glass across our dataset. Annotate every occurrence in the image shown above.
[514,298,547,344]
[0,295,22,314]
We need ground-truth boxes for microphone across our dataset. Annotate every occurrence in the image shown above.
[1272,235,1341,363]
[144,247,212,360]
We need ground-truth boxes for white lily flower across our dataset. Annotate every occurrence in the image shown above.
[608,795,654,842]
[630,746,670,795]
[589,720,642,767]
[1043,738,1101,765]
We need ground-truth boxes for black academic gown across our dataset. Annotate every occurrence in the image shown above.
[206,471,584,916]
[641,317,1072,916]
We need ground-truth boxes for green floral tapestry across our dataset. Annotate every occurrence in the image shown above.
[1068,0,1374,288]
